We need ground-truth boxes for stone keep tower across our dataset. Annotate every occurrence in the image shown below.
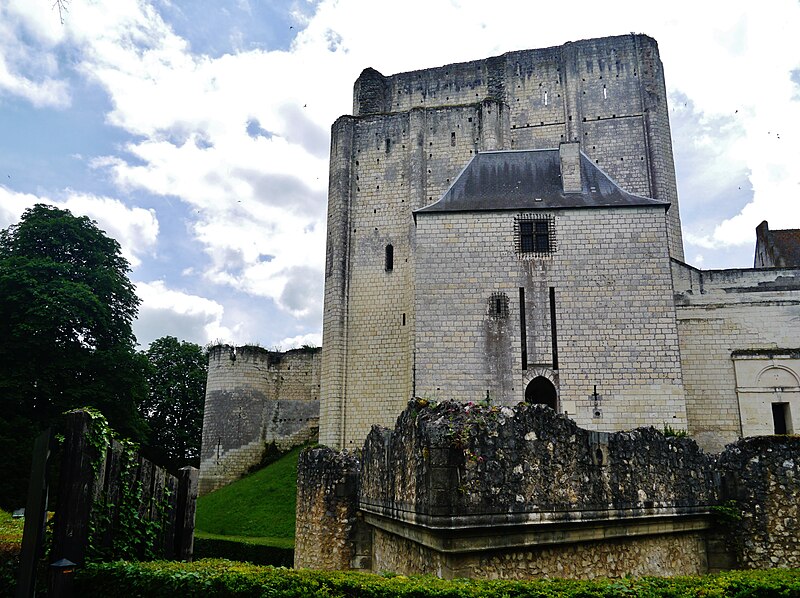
[320,34,684,449]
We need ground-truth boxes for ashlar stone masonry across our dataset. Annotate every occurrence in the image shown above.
[317,32,800,453]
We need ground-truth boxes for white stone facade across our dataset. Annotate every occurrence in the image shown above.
[311,34,800,452]
[414,205,687,431]
[201,34,800,495]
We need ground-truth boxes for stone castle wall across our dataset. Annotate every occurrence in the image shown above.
[199,345,321,495]
[294,447,367,570]
[414,206,687,430]
[353,34,682,259]
[296,400,800,579]
[672,261,800,452]
[359,401,715,522]
[321,34,683,450]
[370,528,708,580]
[719,435,800,569]
[320,100,509,449]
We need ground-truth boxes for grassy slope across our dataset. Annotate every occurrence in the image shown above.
[195,447,301,548]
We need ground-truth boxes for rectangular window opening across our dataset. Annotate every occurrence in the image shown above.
[516,215,555,257]
[385,244,394,271]
[772,402,791,434]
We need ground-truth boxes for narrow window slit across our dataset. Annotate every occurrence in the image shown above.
[385,244,394,271]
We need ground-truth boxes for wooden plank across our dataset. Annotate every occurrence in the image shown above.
[50,411,102,568]
[150,466,166,557]
[135,459,155,558]
[162,474,179,560]
[94,440,124,556]
[15,429,51,598]
[175,467,199,561]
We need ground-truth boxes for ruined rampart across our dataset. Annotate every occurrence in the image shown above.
[199,345,321,495]
[296,400,800,579]
[718,435,800,569]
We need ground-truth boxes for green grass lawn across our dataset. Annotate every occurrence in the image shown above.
[0,508,23,549]
[195,446,302,547]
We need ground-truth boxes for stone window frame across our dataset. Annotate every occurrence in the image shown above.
[488,292,509,319]
[515,214,556,258]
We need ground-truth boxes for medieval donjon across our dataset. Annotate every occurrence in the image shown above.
[199,33,800,494]
[318,33,800,454]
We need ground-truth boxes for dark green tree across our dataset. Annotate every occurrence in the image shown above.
[0,204,147,508]
[140,336,207,471]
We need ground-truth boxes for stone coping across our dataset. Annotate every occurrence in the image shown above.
[359,500,714,529]
[362,508,713,554]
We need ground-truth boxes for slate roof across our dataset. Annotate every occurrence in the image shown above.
[415,149,669,214]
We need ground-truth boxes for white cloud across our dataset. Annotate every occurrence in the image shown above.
[3,0,800,346]
[0,186,158,267]
[134,280,237,347]
[276,332,321,351]
[0,5,70,107]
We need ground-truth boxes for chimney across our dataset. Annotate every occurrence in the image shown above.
[559,142,582,194]
[754,220,770,268]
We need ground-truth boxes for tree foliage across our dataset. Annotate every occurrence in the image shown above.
[0,204,147,508]
[140,336,207,471]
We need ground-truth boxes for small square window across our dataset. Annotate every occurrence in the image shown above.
[516,215,555,257]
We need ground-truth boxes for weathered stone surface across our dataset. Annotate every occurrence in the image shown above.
[718,435,800,569]
[321,34,686,451]
[372,527,707,580]
[294,447,364,570]
[296,400,800,579]
[199,345,321,495]
[360,400,717,522]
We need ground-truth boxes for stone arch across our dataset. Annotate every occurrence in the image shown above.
[756,365,800,389]
[525,376,558,410]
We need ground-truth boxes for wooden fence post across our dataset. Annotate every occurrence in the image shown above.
[15,429,51,598]
[50,410,105,598]
[175,467,199,561]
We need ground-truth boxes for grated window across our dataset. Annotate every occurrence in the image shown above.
[515,215,555,257]
[488,293,509,318]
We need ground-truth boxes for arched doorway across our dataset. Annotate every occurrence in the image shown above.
[525,376,557,410]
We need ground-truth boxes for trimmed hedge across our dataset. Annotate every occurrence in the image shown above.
[75,559,800,598]
[194,537,293,567]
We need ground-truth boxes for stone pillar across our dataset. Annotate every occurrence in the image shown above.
[478,99,509,152]
[294,447,365,570]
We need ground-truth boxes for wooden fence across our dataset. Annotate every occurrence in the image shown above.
[49,409,198,576]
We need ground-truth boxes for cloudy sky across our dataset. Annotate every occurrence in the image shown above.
[1,0,799,349]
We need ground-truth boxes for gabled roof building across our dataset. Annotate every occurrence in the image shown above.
[318,33,800,453]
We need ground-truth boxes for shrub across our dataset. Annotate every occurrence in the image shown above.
[74,559,800,598]
[194,537,293,567]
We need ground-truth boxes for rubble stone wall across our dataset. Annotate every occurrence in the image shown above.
[718,436,800,569]
[372,527,707,580]
[294,447,364,570]
[296,401,800,579]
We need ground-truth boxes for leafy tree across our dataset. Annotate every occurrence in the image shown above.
[0,204,147,508]
[140,336,207,471]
